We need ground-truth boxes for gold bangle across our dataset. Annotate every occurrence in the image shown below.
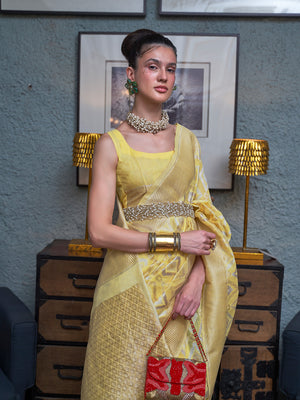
[149,232,156,252]
[148,233,181,252]
[173,232,177,251]
[155,235,174,252]
[174,232,181,251]
[148,232,152,252]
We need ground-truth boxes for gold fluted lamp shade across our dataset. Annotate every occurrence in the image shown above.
[72,132,101,169]
[229,139,269,264]
[68,132,102,256]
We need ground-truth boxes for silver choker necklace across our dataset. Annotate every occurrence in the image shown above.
[126,110,169,134]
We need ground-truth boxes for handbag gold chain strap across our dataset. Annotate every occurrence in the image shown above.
[147,316,208,362]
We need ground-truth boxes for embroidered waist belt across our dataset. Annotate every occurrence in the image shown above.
[123,201,195,222]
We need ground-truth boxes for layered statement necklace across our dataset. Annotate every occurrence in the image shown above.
[126,110,169,134]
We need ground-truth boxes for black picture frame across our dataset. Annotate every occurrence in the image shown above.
[77,32,239,189]
[0,0,146,16]
[159,0,300,17]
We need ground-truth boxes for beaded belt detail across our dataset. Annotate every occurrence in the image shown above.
[123,201,195,222]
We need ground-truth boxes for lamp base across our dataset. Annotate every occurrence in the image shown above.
[68,239,102,257]
[232,247,264,265]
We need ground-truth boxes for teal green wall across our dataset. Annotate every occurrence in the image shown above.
[1,2,299,340]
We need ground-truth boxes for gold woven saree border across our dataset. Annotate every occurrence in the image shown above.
[123,201,195,222]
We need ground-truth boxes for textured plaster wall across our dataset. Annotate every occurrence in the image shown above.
[0,2,299,343]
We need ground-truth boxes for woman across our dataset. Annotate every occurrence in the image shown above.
[81,29,238,400]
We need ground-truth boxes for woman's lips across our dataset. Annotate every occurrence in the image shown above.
[155,86,168,93]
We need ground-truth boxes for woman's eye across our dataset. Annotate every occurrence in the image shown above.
[149,65,157,70]
[168,68,176,73]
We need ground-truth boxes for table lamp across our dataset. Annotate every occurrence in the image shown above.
[229,138,269,264]
[68,132,102,255]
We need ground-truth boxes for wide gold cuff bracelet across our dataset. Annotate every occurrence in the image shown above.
[149,232,181,252]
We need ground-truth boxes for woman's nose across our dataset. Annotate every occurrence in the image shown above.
[158,68,167,81]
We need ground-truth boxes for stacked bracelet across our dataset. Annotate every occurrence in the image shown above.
[149,232,181,252]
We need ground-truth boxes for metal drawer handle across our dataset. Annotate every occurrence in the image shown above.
[238,281,252,297]
[56,314,90,330]
[235,320,263,333]
[53,364,83,381]
[68,273,98,290]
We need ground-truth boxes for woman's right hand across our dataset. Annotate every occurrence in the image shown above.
[180,230,216,256]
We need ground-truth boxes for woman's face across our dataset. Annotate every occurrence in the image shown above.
[129,45,177,105]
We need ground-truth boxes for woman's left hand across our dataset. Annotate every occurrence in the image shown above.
[172,256,205,320]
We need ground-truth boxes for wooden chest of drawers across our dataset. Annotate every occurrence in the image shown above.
[215,262,284,400]
[34,240,104,399]
[33,240,283,399]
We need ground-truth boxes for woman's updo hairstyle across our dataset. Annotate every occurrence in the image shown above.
[121,29,177,69]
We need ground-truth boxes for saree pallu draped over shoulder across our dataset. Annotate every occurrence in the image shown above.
[81,125,238,400]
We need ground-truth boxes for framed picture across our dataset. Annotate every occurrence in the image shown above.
[0,0,145,15]
[159,0,300,16]
[78,33,239,189]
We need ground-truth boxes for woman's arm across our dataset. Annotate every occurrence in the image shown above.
[88,134,149,252]
[172,256,206,319]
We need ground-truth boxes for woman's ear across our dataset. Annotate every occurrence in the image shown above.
[126,66,135,81]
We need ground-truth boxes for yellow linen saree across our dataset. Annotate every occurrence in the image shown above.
[81,124,238,400]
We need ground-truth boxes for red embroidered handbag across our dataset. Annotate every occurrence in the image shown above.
[144,317,207,399]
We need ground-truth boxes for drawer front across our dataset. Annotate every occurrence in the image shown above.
[227,309,277,344]
[237,268,280,307]
[38,299,92,343]
[36,345,86,396]
[218,345,276,400]
[38,259,102,298]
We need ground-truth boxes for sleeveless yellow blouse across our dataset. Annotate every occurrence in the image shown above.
[110,129,174,208]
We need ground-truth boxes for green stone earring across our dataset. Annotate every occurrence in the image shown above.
[125,79,138,95]
[173,85,177,91]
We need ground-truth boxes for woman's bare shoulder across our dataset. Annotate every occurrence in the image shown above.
[94,132,118,164]
[95,132,114,150]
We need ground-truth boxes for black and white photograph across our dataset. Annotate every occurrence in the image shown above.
[107,62,210,137]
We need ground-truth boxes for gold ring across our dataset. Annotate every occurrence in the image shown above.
[210,239,217,251]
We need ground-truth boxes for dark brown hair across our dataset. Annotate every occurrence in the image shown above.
[121,29,177,69]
